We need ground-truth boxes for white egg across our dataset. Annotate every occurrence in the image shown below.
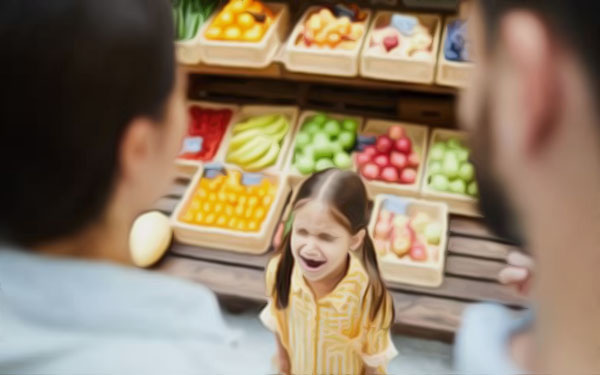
[129,211,173,268]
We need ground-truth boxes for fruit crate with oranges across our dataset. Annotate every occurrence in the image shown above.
[421,128,480,216]
[283,110,364,187]
[368,194,448,287]
[283,4,372,77]
[355,119,429,198]
[360,11,442,84]
[171,165,290,254]
[221,104,299,173]
[196,1,290,68]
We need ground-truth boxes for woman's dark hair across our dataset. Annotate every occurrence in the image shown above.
[0,0,175,245]
[274,169,392,323]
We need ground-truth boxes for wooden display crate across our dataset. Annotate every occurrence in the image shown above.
[360,11,442,84]
[171,165,290,254]
[421,128,480,216]
[368,194,448,287]
[176,101,240,176]
[435,16,474,88]
[360,119,429,198]
[220,104,299,174]
[283,109,364,188]
[283,6,372,77]
[196,2,290,68]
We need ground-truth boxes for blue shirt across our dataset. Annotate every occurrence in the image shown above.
[0,247,246,374]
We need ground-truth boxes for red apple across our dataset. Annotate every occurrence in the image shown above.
[375,135,393,154]
[409,242,427,261]
[374,154,389,168]
[363,145,377,156]
[381,166,399,183]
[407,151,420,168]
[394,136,412,154]
[361,163,380,180]
[390,151,407,170]
[400,168,417,184]
[355,152,371,167]
[387,125,405,140]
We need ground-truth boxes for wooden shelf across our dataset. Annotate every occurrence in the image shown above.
[181,62,458,96]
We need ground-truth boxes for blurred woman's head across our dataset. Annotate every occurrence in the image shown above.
[0,0,185,247]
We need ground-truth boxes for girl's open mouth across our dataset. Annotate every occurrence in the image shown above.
[300,255,326,270]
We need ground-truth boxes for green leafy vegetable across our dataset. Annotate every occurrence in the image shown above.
[172,0,220,41]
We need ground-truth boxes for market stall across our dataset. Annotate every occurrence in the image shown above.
[155,0,522,341]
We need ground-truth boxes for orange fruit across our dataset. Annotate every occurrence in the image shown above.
[205,213,216,225]
[205,26,222,39]
[254,206,266,221]
[216,10,234,27]
[224,26,242,40]
[230,0,252,13]
[225,205,234,217]
[262,195,273,207]
[214,203,224,214]
[208,192,217,202]
[217,191,227,202]
[190,199,201,210]
[238,195,247,206]
[227,217,238,229]
[236,219,247,231]
[247,220,259,232]
[216,215,227,227]
[234,205,245,217]
[195,212,205,224]
[244,207,254,219]
[237,12,255,29]
[202,201,212,212]
[227,192,238,204]
[248,196,259,207]
[246,2,263,13]
[181,211,194,223]
[196,188,208,199]
[243,24,264,42]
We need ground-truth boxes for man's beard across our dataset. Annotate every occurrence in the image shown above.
[468,93,526,247]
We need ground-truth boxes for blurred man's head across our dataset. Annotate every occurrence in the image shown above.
[0,0,186,246]
[460,1,600,245]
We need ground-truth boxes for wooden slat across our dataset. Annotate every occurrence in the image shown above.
[387,276,526,307]
[158,254,467,340]
[391,291,465,332]
[445,255,504,281]
[447,236,518,261]
[170,242,273,269]
[158,255,267,301]
[449,216,509,242]
[153,197,180,215]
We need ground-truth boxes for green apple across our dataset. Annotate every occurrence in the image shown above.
[428,161,443,175]
[424,222,442,245]
[295,155,315,175]
[448,179,467,194]
[303,145,315,160]
[447,138,462,149]
[337,131,356,150]
[429,143,446,161]
[330,141,343,154]
[456,147,470,163]
[310,113,328,126]
[295,132,311,151]
[430,174,449,191]
[313,142,334,160]
[315,158,335,172]
[458,162,475,182]
[313,131,330,144]
[302,121,321,136]
[333,152,352,169]
[442,151,460,179]
[323,120,341,137]
[342,118,359,133]
[467,181,479,196]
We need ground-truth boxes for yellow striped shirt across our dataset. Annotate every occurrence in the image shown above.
[260,254,397,375]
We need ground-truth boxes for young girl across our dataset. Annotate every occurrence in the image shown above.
[260,169,397,375]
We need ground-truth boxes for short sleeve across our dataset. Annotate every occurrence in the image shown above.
[361,293,398,371]
[259,256,283,334]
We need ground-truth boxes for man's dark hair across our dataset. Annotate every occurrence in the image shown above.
[479,0,599,99]
[0,0,175,245]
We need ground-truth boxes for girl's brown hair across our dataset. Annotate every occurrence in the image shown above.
[273,168,392,323]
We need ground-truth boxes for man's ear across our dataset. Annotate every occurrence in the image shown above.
[500,11,559,155]
[119,117,156,183]
[350,229,366,252]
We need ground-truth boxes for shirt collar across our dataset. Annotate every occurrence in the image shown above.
[292,253,368,313]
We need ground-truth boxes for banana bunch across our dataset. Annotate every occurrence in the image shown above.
[226,114,290,171]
